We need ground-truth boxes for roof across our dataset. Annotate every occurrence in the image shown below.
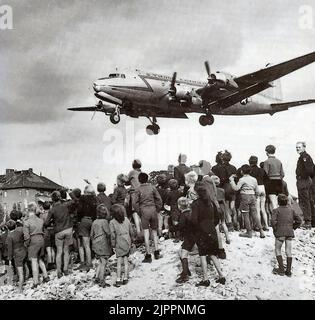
[1,170,62,191]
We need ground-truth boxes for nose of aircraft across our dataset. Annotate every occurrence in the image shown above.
[93,82,101,92]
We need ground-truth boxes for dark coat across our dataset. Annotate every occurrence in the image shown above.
[271,206,302,237]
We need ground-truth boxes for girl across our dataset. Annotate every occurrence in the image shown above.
[109,204,134,287]
[90,204,111,287]
[271,194,302,277]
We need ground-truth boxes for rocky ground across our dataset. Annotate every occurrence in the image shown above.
[0,228,314,300]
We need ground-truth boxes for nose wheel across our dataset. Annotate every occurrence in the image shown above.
[110,106,121,124]
[146,116,160,135]
[199,114,214,126]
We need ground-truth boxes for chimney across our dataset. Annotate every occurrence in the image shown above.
[28,168,33,173]
[5,169,15,180]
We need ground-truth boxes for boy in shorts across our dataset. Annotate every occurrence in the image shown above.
[271,194,302,277]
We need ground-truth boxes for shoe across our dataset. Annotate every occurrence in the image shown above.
[31,283,39,289]
[262,227,269,231]
[215,277,226,285]
[42,276,50,283]
[173,239,180,243]
[301,223,312,230]
[176,274,189,283]
[94,277,101,284]
[142,254,152,263]
[63,270,71,276]
[100,280,111,287]
[122,279,129,285]
[57,271,63,279]
[226,239,231,244]
[217,248,226,259]
[114,280,123,287]
[75,263,86,271]
[259,230,266,238]
[154,250,161,260]
[195,280,210,287]
[239,232,252,238]
[285,270,292,277]
[272,268,285,276]
[85,263,93,272]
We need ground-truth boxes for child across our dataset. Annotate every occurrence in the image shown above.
[191,182,226,287]
[176,197,197,283]
[112,174,128,206]
[90,204,111,287]
[6,219,29,293]
[185,171,198,204]
[271,194,302,277]
[133,173,163,262]
[156,174,170,238]
[109,204,134,287]
[229,165,265,239]
[166,179,182,241]
[210,175,231,244]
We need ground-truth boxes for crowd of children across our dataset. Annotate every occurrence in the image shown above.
[0,146,307,292]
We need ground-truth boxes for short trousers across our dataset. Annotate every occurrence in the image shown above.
[44,228,55,248]
[13,247,27,268]
[55,227,73,247]
[78,217,93,237]
[276,236,293,242]
[256,185,266,197]
[28,234,45,259]
[218,202,226,221]
[196,232,219,257]
[181,234,197,252]
[239,194,257,213]
[140,207,158,230]
[265,179,283,195]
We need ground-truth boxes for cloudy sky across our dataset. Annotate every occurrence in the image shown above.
[1,0,315,194]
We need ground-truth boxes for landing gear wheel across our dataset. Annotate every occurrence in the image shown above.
[110,113,120,124]
[146,124,160,135]
[199,115,209,126]
[199,114,214,126]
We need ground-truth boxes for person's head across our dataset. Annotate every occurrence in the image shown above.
[265,145,276,155]
[60,189,67,200]
[194,181,209,200]
[97,182,106,193]
[215,151,223,165]
[42,201,51,211]
[27,202,37,214]
[132,159,142,170]
[138,172,149,184]
[178,153,187,165]
[10,209,22,221]
[277,193,288,206]
[96,204,109,220]
[169,179,179,190]
[6,219,16,231]
[249,155,258,166]
[51,191,61,203]
[240,164,251,175]
[111,204,126,224]
[222,150,232,163]
[157,174,167,186]
[69,188,81,200]
[185,171,198,187]
[259,161,264,169]
[210,175,220,187]
[117,174,128,187]
[296,141,306,154]
[84,184,95,195]
[177,197,190,212]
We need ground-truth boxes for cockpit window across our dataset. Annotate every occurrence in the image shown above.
[98,73,126,80]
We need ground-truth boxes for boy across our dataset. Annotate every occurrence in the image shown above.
[133,172,163,262]
[229,164,265,239]
[271,194,302,276]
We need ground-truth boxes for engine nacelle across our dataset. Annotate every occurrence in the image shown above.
[171,85,193,101]
[214,71,238,89]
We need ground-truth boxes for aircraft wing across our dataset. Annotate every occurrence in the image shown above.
[234,51,315,87]
[270,99,315,112]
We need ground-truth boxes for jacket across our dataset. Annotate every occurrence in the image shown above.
[133,183,163,214]
[212,163,237,187]
[271,206,302,237]
[296,151,314,179]
[263,156,284,180]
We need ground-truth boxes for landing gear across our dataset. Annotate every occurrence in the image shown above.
[110,106,121,124]
[146,116,160,135]
[199,114,214,126]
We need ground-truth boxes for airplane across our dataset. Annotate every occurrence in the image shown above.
[68,51,315,135]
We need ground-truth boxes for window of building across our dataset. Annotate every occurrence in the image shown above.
[4,191,7,198]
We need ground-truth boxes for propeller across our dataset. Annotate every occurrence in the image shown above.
[205,61,211,78]
[168,72,177,96]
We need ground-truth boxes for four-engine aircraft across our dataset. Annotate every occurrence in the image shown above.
[68,51,315,135]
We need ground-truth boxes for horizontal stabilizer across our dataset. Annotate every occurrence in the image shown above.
[271,99,315,111]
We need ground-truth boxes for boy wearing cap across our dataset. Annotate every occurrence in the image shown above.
[133,172,163,263]
[174,154,191,189]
